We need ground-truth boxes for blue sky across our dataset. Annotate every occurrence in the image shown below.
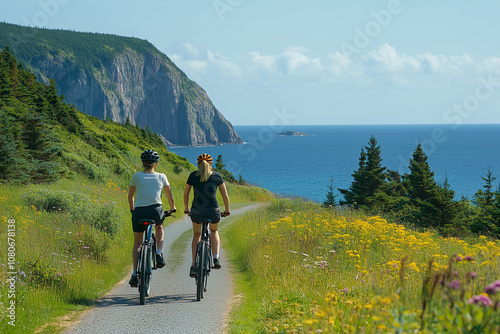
[2,0,500,125]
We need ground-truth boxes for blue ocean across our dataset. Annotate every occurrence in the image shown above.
[169,124,500,203]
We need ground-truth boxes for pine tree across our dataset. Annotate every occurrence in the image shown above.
[22,112,62,182]
[407,144,441,228]
[339,148,367,207]
[472,168,499,236]
[215,154,225,171]
[433,175,458,234]
[490,186,500,237]
[339,136,386,210]
[213,155,235,182]
[475,167,497,208]
[323,175,337,207]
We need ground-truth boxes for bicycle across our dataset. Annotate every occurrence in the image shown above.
[136,212,174,305]
[192,212,229,301]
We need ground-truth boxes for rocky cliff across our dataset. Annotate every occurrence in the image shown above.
[0,22,242,146]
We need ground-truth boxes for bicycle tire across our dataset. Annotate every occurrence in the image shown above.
[152,235,157,269]
[146,246,152,297]
[196,242,206,301]
[203,243,210,292]
[139,245,147,305]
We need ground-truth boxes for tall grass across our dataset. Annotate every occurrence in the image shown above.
[0,166,271,333]
[225,199,500,333]
[0,178,132,333]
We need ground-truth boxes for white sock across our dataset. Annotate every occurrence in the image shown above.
[214,254,219,259]
[156,249,162,254]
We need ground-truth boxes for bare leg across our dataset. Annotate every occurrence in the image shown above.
[191,233,201,265]
[210,230,220,256]
[132,232,143,271]
[191,221,202,265]
[155,224,164,252]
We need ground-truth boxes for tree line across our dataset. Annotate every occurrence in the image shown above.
[323,136,500,238]
[0,46,85,183]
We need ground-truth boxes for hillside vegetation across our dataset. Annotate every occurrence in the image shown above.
[0,47,270,333]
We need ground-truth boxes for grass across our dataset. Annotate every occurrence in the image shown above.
[224,198,500,333]
[0,167,271,333]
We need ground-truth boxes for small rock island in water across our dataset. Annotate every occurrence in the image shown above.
[277,130,309,136]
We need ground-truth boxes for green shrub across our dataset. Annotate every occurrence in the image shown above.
[61,226,110,261]
[23,188,120,237]
[62,152,107,180]
[23,258,68,289]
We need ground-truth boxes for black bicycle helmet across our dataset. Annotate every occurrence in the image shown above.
[141,149,160,162]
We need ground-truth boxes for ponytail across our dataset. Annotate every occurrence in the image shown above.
[196,160,212,182]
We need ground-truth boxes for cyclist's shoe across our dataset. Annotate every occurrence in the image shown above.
[213,257,222,269]
[156,253,166,268]
[189,266,196,278]
[129,275,138,287]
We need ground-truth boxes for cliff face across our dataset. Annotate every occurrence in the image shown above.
[0,23,242,146]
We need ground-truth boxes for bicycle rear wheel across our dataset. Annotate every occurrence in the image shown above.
[139,246,148,305]
[203,243,211,293]
[152,235,157,270]
[196,242,206,301]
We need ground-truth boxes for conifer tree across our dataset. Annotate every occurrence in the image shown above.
[472,168,499,236]
[213,155,235,182]
[339,136,386,210]
[215,154,225,171]
[407,144,439,227]
[323,175,337,207]
[490,186,500,237]
[434,175,458,233]
[474,167,497,208]
[407,144,457,229]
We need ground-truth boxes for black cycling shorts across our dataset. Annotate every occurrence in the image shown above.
[190,207,221,224]
[132,204,165,232]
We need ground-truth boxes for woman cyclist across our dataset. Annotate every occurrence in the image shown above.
[184,154,230,278]
[128,149,176,286]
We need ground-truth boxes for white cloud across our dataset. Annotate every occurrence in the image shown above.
[167,42,496,88]
[482,57,500,74]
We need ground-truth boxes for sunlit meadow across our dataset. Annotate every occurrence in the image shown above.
[0,171,270,333]
[225,199,500,333]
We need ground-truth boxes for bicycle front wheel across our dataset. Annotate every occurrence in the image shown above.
[196,242,206,301]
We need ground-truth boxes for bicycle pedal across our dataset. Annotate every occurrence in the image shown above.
[130,284,138,287]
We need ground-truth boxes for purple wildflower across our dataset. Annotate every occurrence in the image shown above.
[468,272,478,280]
[484,280,500,296]
[463,255,474,262]
[446,280,461,290]
[468,294,493,307]
[339,287,349,293]
[455,255,463,262]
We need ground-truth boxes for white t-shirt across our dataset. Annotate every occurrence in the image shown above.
[130,172,169,207]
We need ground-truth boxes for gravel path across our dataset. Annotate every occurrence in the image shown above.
[64,205,257,334]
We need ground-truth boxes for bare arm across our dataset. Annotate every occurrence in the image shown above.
[219,182,230,214]
[163,185,176,213]
[183,183,192,213]
[128,186,136,211]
